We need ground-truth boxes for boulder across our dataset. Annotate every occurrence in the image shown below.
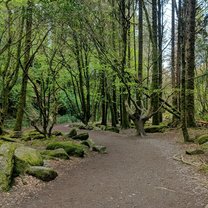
[0,143,16,191]
[22,130,45,141]
[144,125,167,133]
[72,133,89,141]
[68,128,77,138]
[14,146,44,175]
[46,141,85,157]
[81,139,95,149]
[186,149,204,155]
[26,166,58,182]
[92,145,107,154]
[40,148,69,160]
[52,131,63,136]
[195,134,208,145]
[78,125,93,130]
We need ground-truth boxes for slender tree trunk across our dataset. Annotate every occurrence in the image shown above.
[14,0,33,131]
[151,0,160,125]
[186,0,196,127]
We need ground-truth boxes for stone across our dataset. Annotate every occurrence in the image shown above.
[68,128,77,138]
[195,134,208,145]
[52,131,63,136]
[26,166,58,182]
[186,149,204,155]
[92,145,107,154]
[0,143,16,191]
[144,125,167,133]
[72,133,89,141]
[81,139,95,149]
[46,141,85,157]
[40,148,69,160]
[14,146,44,175]
[22,130,45,141]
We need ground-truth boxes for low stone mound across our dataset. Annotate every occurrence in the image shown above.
[68,128,77,138]
[46,141,85,157]
[144,125,167,133]
[26,166,58,182]
[72,133,89,141]
[22,130,45,141]
[40,148,69,160]
[195,134,208,145]
[14,146,44,175]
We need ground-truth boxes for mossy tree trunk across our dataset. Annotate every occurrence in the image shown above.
[14,0,33,132]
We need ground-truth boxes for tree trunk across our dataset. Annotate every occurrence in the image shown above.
[14,0,33,132]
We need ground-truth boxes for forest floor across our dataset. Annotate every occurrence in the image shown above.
[1,125,208,208]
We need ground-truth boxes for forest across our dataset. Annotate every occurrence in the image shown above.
[0,0,207,139]
[1,0,208,206]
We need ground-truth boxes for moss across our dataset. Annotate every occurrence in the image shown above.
[46,141,85,157]
[68,128,77,138]
[14,146,43,175]
[81,139,95,149]
[52,131,63,136]
[195,134,208,145]
[40,148,69,160]
[144,125,167,133]
[22,130,45,141]
[92,145,107,154]
[26,166,58,182]
[186,149,204,155]
[0,143,16,191]
[199,164,208,173]
[72,133,89,141]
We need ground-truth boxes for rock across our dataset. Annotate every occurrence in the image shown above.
[0,136,18,143]
[144,125,167,133]
[105,126,120,133]
[186,149,204,155]
[14,146,44,175]
[72,133,89,141]
[52,131,63,136]
[22,130,45,141]
[10,131,22,138]
[0,143,16,191]
[68,128,77,138]
[92,145,107,154]
[40,148,69,160]
[195,134,208,145]
[78,125,93,130]
[46,141,85,157]
[26,166,58,182]
[81,139,95,149]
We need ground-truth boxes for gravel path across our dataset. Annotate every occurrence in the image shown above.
[17,129,208,208]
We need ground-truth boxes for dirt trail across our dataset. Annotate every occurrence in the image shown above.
[17,128,208,208]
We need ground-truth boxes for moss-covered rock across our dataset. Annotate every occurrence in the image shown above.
[105,126,120,133]
[72,133,89,141]
[0,136,18,143]
[186,149,204,155]
[26,166,58,182]
[144,125,167,133]
[40,148,69,160]
[195,134,208,145]
[81,139,95,150]
[0,143,16,191]
[52,131,63,136]
[78,125,93,130]
[92,145,107,154]
[14,146,44,175]
[46,141,85,157]
[22,130,45,141]
[68,128,77,138]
